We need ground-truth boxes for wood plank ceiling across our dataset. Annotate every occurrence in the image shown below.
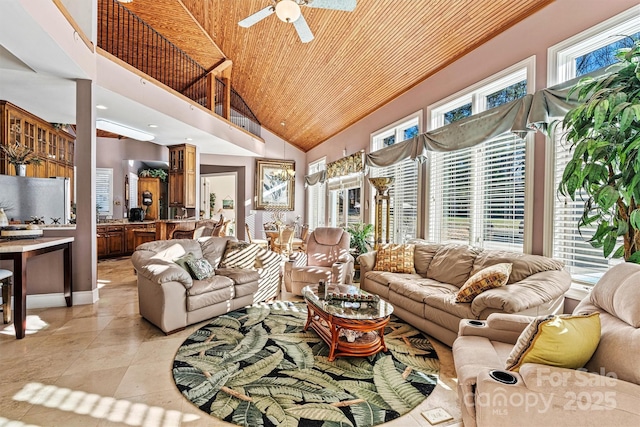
[120,0,553,152]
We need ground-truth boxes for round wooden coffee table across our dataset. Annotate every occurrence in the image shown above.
[302,284,394,361]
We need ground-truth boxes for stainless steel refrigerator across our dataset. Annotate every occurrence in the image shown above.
[0,175,71,224]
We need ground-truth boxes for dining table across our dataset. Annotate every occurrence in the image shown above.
[0,236,74,339]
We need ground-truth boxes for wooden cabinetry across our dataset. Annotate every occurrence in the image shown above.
[97,224,125,258]
[0,101,75,203]
[138,177,161,220]
[124,222,155,254]
[98,222,156,258]
[168,144,196,208]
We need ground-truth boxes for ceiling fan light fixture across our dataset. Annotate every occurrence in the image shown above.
[275,0,301,23]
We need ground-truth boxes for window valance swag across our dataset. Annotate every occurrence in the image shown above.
[305,170,326,187]
[326,151,364,179]
[305,67,607,184]
[364,68,611,169]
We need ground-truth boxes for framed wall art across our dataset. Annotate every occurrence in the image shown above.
[255,159,295,211]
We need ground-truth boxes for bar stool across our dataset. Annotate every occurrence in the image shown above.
[0,269,12,324]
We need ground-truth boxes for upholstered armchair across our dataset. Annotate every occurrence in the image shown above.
[452,262,640,427]
[284,227,354,295]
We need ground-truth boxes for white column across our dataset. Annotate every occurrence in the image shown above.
[75,78,98,299]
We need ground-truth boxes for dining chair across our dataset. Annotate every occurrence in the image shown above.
[273,226,296,255]
[245,223,269,248]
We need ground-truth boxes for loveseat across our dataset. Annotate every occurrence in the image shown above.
[357,242,571,346]
[452,262,640,427]
[131,236,281,334]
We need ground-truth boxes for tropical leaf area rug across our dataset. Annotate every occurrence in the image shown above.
[173,301,439,427]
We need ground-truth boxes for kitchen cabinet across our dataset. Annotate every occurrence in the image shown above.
[97,224,125,258]
[0,101,75,198]
[168,144,196,208]
[138,177,161,220]
[125,222,155,254]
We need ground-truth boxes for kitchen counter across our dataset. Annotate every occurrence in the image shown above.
[97,220,156,225]
[0,237,74,339]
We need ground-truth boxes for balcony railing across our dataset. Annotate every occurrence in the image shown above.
[97,0,260,138]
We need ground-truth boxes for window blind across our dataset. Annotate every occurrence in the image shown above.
[552,133,620,284]
[370,159,418,244]
[429,133,525,252]
[370,114,420,244]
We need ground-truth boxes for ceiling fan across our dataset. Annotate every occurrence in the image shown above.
[239,0,357,43]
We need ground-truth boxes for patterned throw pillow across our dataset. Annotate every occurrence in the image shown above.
[219,241,261,269]
[505,312,601,372]
[373,244,416,274]
[455,262,512,303]
[185,257,215,280]
[174,252,197,273]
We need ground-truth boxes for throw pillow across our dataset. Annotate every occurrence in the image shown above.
[505,312,601,372]
[220,240,261,269]
[373,244,416,274]
[455,262,512,303]
[174,252,197,274]
[185,257,215,280]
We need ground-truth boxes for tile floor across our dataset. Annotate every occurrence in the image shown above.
[0,257,462,427]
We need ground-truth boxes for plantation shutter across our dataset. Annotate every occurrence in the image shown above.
[129,173,138,209]
[96,168,113,216]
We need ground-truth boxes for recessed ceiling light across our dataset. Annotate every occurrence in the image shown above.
[96,105,108,110]
[185,137,193,141]
[148,124,158,128]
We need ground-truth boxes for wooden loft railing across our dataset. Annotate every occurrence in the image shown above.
[96,0,260,138]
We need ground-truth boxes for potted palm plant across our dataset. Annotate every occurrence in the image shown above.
[346,222,374,282]
[556,40,640,263]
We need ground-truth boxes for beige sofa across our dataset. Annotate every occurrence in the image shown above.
[358,242,571,346]
[452,262,640,427]
[131,237,281,334]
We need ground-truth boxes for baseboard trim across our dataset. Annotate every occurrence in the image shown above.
[0,289,100,309]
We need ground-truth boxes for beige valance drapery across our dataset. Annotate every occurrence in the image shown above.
[305,66,611,184]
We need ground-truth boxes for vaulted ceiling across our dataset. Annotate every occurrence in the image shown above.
[120,0,553,152]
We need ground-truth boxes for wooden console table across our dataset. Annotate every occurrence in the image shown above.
[0,237,74,339]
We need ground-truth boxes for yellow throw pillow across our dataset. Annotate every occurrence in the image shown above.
[373,244,416,274]
[455,262,512,303]
[505,312,601,372]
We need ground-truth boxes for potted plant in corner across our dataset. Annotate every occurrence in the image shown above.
[346,223,374,281]
[556,40,640,263]
[0,143,41,176]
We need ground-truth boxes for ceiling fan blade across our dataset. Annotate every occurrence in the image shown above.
[305,0,356,11]
[238,6,275,28]
[293,14,314,43]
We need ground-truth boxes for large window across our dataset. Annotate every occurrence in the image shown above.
[370,112,421,244]
[328,175,362,229]
[546,6,640,284]
[96,168,113,216]
[428,58,534,252]
[306,158,326,230]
